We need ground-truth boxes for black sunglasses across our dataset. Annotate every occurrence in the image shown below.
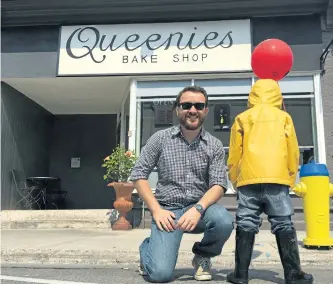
[178,102,206,110]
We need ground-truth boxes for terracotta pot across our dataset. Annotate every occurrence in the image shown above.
[108,182,134,230]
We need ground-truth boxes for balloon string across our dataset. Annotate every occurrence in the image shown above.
[282,100,286,111]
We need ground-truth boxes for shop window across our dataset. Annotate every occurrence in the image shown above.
[139,95,314,193]
[140,97,314,157]
[140,100,178,147]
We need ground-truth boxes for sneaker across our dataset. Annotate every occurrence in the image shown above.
[138,263,147,276]
[192,255,212,281]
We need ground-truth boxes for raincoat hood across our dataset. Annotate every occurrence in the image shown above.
[248,79,283,109]
[228,78,299,189]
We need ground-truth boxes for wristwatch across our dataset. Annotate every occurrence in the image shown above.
[194,204,204,215]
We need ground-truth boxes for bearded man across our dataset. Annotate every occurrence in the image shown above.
[130,85,234,283]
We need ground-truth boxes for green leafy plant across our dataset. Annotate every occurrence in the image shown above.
[102,145,137,183]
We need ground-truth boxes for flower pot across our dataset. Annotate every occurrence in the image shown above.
[108,182,134,230]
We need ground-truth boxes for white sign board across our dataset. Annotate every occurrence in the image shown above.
[58,20,251,76]
[70,157,81,168]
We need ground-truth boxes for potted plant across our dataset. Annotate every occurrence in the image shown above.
[102,145,137,230]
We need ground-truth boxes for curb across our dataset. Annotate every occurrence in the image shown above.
[2,249,332,268]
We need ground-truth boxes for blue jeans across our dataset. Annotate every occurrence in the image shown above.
[139,203,234,283]
[236,183,295,234]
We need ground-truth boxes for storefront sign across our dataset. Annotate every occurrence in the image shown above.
[58,20,251,75]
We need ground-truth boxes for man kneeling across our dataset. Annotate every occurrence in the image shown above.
[130,86,234,282]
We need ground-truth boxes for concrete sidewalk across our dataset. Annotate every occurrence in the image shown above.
[1,228,333,268]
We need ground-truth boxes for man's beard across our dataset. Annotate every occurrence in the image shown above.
[179,113,205,130]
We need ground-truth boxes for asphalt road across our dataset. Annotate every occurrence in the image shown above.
[1,265,332,284]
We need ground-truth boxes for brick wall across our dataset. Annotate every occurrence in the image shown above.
[321,30,333,177]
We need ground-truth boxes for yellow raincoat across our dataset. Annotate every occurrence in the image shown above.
[227,79,299,189]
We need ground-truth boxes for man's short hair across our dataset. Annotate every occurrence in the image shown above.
[175,85,209,108]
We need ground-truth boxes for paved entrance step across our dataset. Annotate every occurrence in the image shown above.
[0,210,112,229]
[2,205,332,230]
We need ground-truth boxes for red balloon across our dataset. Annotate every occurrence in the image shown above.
[251,39,294,81]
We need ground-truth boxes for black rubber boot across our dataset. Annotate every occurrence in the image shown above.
[226,229,255,284]
[275,230,314,284]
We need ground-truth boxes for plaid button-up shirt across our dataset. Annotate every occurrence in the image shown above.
[130,125,228,207]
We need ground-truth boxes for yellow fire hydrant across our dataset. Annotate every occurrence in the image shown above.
[293,162,333,248]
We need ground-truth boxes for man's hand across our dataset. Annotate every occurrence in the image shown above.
[152,208,177,232]
[176,207,201,232]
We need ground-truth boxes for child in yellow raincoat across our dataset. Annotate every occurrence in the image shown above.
[226,79,313,284]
